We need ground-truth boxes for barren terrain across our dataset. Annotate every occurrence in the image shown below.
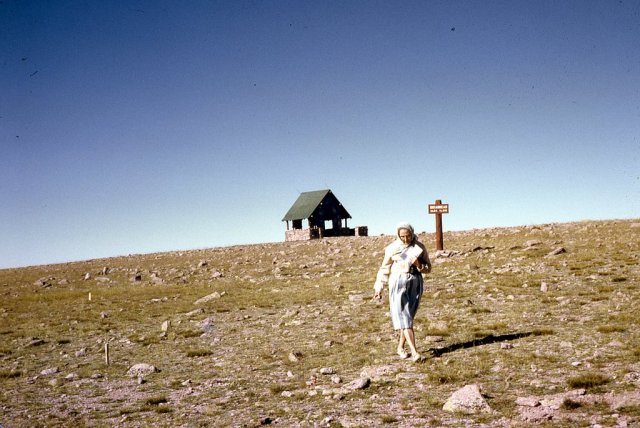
[1,219,639,427]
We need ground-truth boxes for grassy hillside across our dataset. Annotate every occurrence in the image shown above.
[1,219,639,427]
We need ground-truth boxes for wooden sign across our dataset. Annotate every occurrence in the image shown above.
[428,203,449,214]
[428,199,448,251]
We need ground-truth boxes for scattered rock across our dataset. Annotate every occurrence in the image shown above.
[198,260,208,268]
[442,384,492,414]
[27,338,45,347]
[83,273,91,280]
[211,271,223,278]
[40,367,59,376]
[200,317,215,334]
[516,396,540,407]
[320,367,336,375]
[344,377,370,391]
[161,320,171,332]
[194,292,222,305]
[127,363,158,377]
[34,277,53,287]
[546,247,566,257]
[540,282,548,292]
[288,351,302,362]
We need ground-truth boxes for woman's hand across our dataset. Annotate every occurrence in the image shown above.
[420,264,431,274]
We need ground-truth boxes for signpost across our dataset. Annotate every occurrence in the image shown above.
[428,199,449,251]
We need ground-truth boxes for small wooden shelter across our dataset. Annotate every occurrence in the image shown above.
[282,189,368,241]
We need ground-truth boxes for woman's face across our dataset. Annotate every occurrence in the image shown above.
[398,228,413,245]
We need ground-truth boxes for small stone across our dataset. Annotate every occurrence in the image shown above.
[540,282,548,292]
[516,396,540,407]
[75,348,87,357]
[83,273,91,280]
[345,377,370,391]
[320,367,336,375]
[161,320,171,332]
[41,367,59,376]
[501,343,513,350]
[138,375,145,385]
[200,317,215,334]
[194,292,221,305]
[127,363,158,377]
[331,375,342,384]
[288,351,302,362]
[281,391,293,398]
[443,384,492,414]
[546,247,566,257]
[198,260,208,268]
[100,311,108,318]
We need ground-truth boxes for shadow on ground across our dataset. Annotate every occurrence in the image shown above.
[428,332,533,357]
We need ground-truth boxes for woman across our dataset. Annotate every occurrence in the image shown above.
[373,222,431,362]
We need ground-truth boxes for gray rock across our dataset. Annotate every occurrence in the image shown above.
[200,317,215,334]
[320,367,336,375]
[443,384,491,414]
[546,247,566,257]
[344,377,370,391]
[194,292,221,305]
[127,363,158,377]
[40,367,59,376]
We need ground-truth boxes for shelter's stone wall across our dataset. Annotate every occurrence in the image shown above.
[285,226,368,242]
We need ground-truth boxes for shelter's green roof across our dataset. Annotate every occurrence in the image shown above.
[282,189,331,221]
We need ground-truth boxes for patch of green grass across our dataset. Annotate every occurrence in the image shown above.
[144,395,168,406]
[269,383,290,395]
[380,414,398,423]
[425,327,450,337]
[567,372,610,389]
[617,404,640,417]
[0,370,22,379]
[597,325,626,333]
[469,307,491,314]
[561,398,582,410]
[178,329,203,338]
[186,348,213,357]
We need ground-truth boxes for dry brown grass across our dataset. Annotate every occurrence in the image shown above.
[0,219,639,427]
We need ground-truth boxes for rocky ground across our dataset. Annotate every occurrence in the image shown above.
[1,219,639,427]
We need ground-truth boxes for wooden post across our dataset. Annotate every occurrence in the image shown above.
[105,343,110,365]
[428,199,449,251]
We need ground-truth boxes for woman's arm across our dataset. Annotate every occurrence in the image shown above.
[373,250,393,298]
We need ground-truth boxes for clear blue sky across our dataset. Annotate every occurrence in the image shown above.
[2,0,639,269]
